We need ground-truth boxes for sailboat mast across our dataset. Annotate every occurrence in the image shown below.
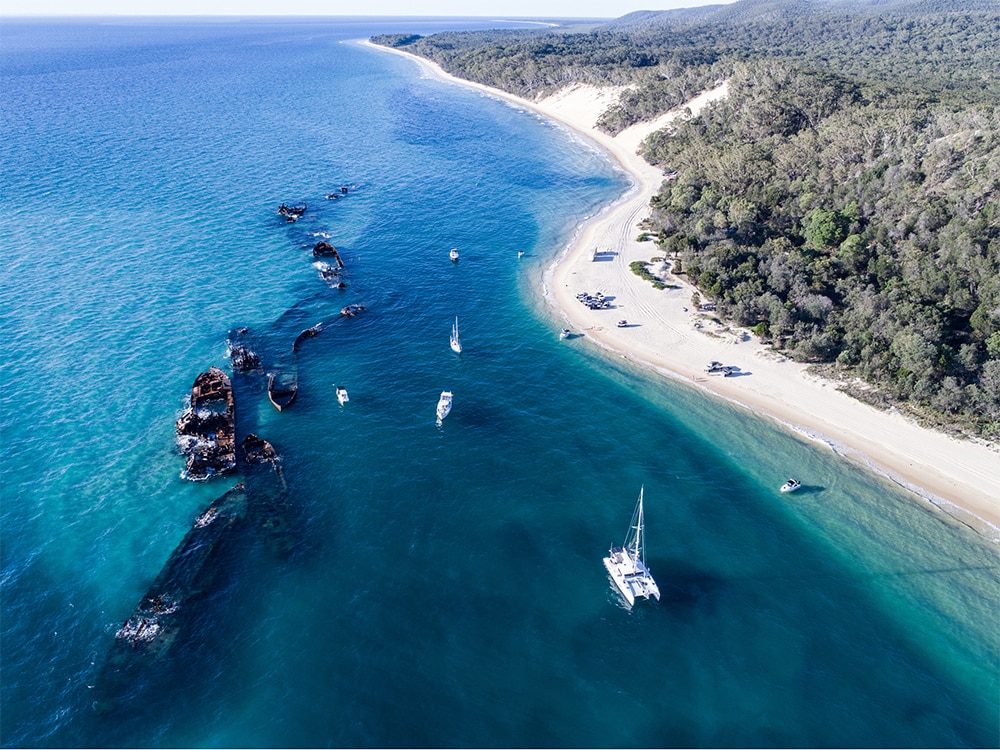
[636,486,645,565]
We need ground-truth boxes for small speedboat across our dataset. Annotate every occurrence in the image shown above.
[780,478,802,493]
[449,248,459,261]
[436,390,453,424]
[560,328,572,340]
[336,386,349,405]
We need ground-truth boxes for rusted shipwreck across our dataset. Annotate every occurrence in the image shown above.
[293,323,322,353]
[278,203,306,222]
[313,242,347,288]
[312,240,344,266]
[175,366,236,480]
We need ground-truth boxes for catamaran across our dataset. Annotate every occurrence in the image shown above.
[436,391,453,424]
[603,486,660,606]
[450,317,462,353]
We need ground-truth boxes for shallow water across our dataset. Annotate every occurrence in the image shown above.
[1,18,997,748]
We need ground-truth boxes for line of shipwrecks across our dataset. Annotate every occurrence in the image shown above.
[96,190,366,711]
[97,363,290,710]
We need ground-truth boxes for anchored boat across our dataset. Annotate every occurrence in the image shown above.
[450,316,462,354]
[603,486,660,606]
[436,390,453,424]
[780,478,802,493]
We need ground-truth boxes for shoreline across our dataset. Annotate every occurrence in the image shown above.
[363,40,1000,539]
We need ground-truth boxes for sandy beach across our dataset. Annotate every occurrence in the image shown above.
[367,41,1000,537]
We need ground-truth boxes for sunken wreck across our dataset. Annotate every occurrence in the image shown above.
[175,366,236,480]
[227,327,263,373]
[312,240,344,265]
[229,344,260,373]
[278,203,306,222]
[292,324,322,353]
[312,242,347,288]
[240,434,295,557]
[94,483,248,712]
[267,372,298,412]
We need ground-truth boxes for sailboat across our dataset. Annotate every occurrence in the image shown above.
[450,316,462,354]
[603,486,660,606]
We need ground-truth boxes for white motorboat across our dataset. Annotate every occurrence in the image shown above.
[560,328,572,340]
[449,248,459,261]
[780,478,801,493]
[336,386,349,405]
[450,317,462,354]
[436,391,453,424]
[603,486,660,606]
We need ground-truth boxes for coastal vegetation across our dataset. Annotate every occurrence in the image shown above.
[372,0,1000,438]
[630,260,668,289]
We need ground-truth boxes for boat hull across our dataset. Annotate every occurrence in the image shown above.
[603,549,660,606]
[268,374,298,412]
[175,367,236,481]
[450,317,462,353]
[436,391,453,423]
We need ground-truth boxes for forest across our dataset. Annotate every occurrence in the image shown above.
[372,0,1000,438]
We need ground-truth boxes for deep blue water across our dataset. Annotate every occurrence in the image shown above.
[1,17,998,749]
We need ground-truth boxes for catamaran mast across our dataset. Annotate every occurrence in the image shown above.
[635,485,644,565]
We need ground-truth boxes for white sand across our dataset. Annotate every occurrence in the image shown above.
[365,41,1000,536]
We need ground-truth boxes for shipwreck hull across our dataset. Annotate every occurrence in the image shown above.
[94,484,248,712]
[267,373,297,412]
[176,366,236,480]
[240,434,295,557]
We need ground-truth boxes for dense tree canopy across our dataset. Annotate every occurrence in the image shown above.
[373,0,1000,438]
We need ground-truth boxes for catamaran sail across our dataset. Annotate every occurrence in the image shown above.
[603,486,660,606]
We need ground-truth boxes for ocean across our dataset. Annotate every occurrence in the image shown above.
[1,17,997,748]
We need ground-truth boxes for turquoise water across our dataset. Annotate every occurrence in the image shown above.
[1,18,997,748]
